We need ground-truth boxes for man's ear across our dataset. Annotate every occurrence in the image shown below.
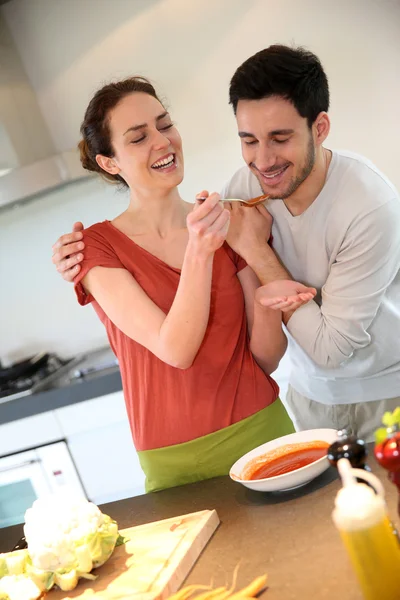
[313,112,330,145]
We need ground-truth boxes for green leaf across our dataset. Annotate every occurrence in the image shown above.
[382,411,395,427]
[80,573,97,581]
[115,534,129,547]
[375,427,388,445]
[0,558,8,579]
[381,407,400,428]
[392,407,400,426]
[45,573,55,591]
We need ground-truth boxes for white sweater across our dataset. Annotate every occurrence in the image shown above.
[221,151,400,404]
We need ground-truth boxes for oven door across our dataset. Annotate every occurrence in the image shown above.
[0,441,86,528]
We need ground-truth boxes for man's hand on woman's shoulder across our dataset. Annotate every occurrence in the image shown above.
[52,221,85,282]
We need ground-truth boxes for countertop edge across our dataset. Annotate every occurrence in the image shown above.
[0,370,123,425]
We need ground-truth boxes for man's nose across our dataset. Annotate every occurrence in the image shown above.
[255,145,277,173]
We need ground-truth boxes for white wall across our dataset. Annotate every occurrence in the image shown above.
[1,0,400,368]
[0,178,126,362]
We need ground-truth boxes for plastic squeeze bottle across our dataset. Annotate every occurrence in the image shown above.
[332,458,400,600]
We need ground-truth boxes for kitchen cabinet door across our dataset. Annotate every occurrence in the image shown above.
[55,392,145,504]
[0,411,63,456]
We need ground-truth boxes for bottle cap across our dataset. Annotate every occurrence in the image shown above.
[332,458,386,531]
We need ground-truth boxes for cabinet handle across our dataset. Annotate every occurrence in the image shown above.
[0,459,41,474]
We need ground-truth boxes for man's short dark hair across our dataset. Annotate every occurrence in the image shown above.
[229,45,330,127]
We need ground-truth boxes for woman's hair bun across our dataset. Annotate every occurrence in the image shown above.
[78,138,98,173]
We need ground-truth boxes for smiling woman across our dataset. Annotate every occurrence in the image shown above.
[77,77,183,189]
[50,76,316,493]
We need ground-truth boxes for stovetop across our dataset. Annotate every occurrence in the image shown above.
[0,353,79,403]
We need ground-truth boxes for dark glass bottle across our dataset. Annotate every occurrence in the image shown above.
[327,429,371,472]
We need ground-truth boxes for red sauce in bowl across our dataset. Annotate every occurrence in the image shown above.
[242,441,329,481]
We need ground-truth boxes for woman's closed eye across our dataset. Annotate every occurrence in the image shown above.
[159,123,174,131]
[130,123,174,144]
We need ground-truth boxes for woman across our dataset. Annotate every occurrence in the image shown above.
[62,77,315,492]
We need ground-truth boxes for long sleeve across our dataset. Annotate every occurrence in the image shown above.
[286,197,400,368]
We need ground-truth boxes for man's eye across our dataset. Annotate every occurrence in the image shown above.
[274,138,290,144]
[244,140,257,146]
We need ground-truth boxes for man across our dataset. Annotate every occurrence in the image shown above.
[52,45,400,440]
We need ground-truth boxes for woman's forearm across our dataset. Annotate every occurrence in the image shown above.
[158,243,214,369]
[249,302,287,375]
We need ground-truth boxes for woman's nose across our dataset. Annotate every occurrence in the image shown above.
[153,129,170,150]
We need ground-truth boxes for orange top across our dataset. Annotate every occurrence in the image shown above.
[75,221,279,451]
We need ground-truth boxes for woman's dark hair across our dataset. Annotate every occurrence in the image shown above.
[78,77,161,185]
[229,45,329,127]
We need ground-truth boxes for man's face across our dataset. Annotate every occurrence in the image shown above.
[236,96,316,199]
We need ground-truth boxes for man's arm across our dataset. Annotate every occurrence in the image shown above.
[243,244,308,324]
[52,222,85,281]
[226,202,316,320]
[248,199,400,369]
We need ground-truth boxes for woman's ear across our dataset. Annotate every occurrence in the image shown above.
[96,154,121,175]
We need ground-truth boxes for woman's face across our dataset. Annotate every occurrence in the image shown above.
[100,92,184,193]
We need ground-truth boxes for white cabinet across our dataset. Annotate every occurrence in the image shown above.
[0,412,63,456]
[55,392,145,505]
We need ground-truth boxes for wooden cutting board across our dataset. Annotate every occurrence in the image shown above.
[50,509,219,600]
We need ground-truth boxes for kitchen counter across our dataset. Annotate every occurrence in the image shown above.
[1,450,397,599]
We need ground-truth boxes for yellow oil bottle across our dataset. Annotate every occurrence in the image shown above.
[332,458,400,600]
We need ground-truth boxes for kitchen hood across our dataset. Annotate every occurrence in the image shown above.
[0,150,90,211]
[0,8,90,211]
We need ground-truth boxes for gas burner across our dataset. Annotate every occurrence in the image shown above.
[0,353,77,402]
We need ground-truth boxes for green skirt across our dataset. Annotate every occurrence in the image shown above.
[137,398,294,493]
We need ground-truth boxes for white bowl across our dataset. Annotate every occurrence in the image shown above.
[230,428,338,492]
